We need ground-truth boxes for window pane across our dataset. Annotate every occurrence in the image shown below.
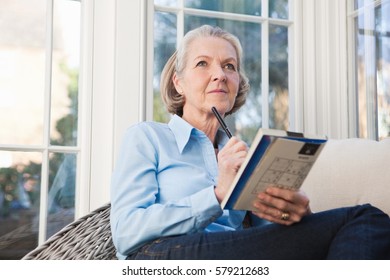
[155,0,177,6]
[355,15,369,138]
[0,151,41,259]
[153,11,177,123]
[184,16,262,145]
[376,2,390,139]
[0,0,46,145]
[354,0,374,10]
[354,2,390,139]
[269,24,289,130]
[47,153,76,239]
[185,0,262,16]
[50,0,80,146]
[269,0,289,19]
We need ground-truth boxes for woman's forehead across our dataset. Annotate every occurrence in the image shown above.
[186,37,238,60]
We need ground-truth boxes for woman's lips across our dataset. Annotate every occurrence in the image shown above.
[209,89,227,94]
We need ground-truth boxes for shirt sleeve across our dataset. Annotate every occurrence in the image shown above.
[110,124,223,258]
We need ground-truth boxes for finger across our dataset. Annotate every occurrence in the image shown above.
[222,137,248,153]
[253,200,281,217]
[231,150,248,160]
[218,150,246,165]
[264,187,310,216]
[218,141,248,168]
[252,209,295,226]
[264,187,295,201]
[232,140,248,152]
[256,192,306,222]
[252,199,291,221]
[265,187,309,205]
[253,198,302,224]
[223,136,241,148]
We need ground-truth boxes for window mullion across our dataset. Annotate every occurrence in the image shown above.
[38,0,54,245]
[363,4,378,139]
[139,0,148,121]
[76,0,94,217]
[262,0,269,128]
[289,0,298,131]
[347,0,358,137]
[177,0,184,44]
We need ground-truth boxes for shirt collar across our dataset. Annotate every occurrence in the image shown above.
[168,114,230,154]
[215,128,229,149]
[168,115,195,154]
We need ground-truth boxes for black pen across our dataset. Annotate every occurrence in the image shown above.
[211,106,232,139]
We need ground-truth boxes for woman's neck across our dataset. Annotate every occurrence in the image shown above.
[181,112,220,145]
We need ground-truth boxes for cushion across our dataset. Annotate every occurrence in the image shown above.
[301,137,390,216]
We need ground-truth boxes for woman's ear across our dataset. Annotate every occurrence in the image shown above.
[172,72,183,94]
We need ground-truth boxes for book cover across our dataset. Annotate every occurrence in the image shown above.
[221,128,327,211]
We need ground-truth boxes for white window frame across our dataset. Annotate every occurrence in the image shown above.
[151,0,302,132]
[346,0,389,140]
[346,0,360,138]
[88,0,150,212]
[0,0,90,244]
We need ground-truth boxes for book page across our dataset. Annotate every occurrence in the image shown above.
[233,138,324,211]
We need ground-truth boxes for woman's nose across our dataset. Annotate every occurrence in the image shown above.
[212,66,227,82]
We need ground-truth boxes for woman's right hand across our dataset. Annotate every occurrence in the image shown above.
[214,136,248,203]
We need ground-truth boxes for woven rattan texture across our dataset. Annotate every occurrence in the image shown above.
[22,203,117,260]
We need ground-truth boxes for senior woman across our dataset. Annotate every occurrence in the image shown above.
[110,25,390,260]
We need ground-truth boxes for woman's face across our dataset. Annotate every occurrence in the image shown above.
[173,36,240,118]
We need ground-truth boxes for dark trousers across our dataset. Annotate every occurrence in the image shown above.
[127,204,390,260]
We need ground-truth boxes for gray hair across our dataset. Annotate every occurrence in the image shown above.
[160,25,250,117]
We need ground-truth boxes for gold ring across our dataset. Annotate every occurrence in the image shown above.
[281,212,290,221]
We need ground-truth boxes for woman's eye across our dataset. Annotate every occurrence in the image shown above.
[196,61,207,67]
[224,63,236,71]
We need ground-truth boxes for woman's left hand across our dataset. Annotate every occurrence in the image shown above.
[251,186,312,226]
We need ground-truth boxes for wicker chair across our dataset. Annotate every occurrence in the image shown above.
[22,203,117,260]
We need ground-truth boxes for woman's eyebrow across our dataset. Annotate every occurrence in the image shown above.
[193,55,210,61]
[193,55,237,63]
[223,57,237,63]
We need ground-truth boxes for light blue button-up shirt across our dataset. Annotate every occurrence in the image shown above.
[110,115,246,259]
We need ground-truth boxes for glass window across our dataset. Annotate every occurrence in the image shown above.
[153,11,177,123]
[0,0,81,259]
[0,1,46,146]
[51,1,80,147]
[185,15,262,143]
[47,153,76,238]
[351,0,390,139]
[375,2,390,140]
[153,1,292,145]
[0,151,41,259]
[185,0,262,16]
[269,0,289,19]
[354,0,374,9]
[155,0,177,7]
[269,24,289,130]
